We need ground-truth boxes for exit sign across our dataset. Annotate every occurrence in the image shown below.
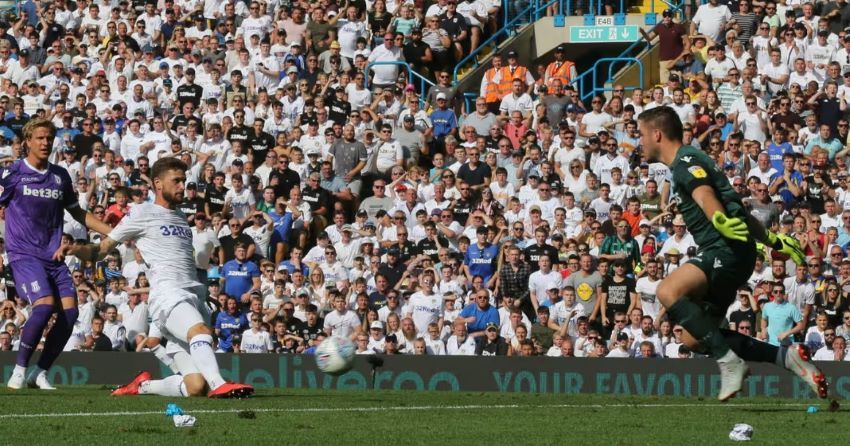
[570,25,640,43]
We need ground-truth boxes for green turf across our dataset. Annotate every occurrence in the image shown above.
[0,387,842,445]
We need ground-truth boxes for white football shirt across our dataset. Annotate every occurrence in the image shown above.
[109,203,201,288]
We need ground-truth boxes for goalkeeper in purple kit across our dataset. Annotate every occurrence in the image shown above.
[2,118,112,390]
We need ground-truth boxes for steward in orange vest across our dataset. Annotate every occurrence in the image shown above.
[544,46,577,90]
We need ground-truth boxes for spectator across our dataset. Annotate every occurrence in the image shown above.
[760,283,805,346]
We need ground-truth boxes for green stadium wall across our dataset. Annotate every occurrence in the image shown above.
[2,353,847,399]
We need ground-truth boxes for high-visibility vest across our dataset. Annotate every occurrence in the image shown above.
[483,66,511,103]
[545,60,575,89]
[499,65,529,97]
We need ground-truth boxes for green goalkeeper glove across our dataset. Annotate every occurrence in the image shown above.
[766,231,806,265]
[711,211,749,243]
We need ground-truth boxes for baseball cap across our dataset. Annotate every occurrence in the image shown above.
[18,49,29,57]
[317,231,329,239]
[617,332,630,341]
[363,220,376,229]
[403,114,415,122]
[385,334,398,343]
[485,322,499,331]
[369,321,384,330]
[286,66,298,74]
[723,161,735,170]
[436,92,447,101]
[159,61,169,69]
[387,247,400,256]
[507,50,518,58]
[330,41,341,49]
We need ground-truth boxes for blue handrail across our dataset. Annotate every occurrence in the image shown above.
[569,57,644,103]
[533,0,564,20]
[596,57,644,97]
[364,61,435,107]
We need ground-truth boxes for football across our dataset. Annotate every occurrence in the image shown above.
[315,337,356,375]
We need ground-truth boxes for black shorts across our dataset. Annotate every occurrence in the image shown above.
[686,242,757,320]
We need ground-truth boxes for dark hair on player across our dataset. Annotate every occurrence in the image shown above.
[638,106,683,142]
[151,157,188,180]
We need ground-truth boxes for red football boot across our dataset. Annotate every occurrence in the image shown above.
[208,382,254,399]
[111,371,152,396]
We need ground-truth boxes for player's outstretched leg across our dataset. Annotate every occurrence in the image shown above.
[29,305,79,390]
[9,303,55,390]
[165,302,253,398]
[721,329,828,398]
[656,265,748,401]
[114,347,209,397]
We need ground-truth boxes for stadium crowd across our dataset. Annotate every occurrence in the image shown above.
[0,0,850,361]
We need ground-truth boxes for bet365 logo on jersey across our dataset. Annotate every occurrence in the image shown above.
[22,185,63,200]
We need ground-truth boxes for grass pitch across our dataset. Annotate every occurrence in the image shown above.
[0,387,842,445]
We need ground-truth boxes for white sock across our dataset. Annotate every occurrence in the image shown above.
[717,349,740,363]
[150,344,178,374]
[13,365,26,376]
[27,366,47,380]
[188,334,225,390]
[139,374,187,397]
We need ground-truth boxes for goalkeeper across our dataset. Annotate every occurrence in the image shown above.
[637,106,827,402]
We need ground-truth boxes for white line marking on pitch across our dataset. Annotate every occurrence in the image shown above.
[0,402,811,419]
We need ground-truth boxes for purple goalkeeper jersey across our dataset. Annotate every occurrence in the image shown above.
[0,159,78,263]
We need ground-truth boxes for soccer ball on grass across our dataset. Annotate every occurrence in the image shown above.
[315,337,356,375]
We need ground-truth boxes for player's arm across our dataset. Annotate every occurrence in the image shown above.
[58,236,120,263]
[743,212,806,264]
[68,205,113,236]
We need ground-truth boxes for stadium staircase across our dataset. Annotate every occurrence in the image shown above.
[449,0,688,108]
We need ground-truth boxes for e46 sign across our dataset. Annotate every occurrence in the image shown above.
[570,25,640,43]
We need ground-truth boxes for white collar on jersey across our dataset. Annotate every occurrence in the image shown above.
[23,159,48,175]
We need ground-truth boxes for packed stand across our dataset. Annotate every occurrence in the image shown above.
[0,0,847,361]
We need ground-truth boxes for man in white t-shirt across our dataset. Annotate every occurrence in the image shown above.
[691,0,731,41]
[323,293,362,340]
[498,79,533,117]
[240,316,274,353]
[528,255,562,308]
[406,276,444,337]
[635,259,663,321]
[334,6,368,60]
[579,96,613,138]
[223,174,256,222]
[367,32,404,88]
